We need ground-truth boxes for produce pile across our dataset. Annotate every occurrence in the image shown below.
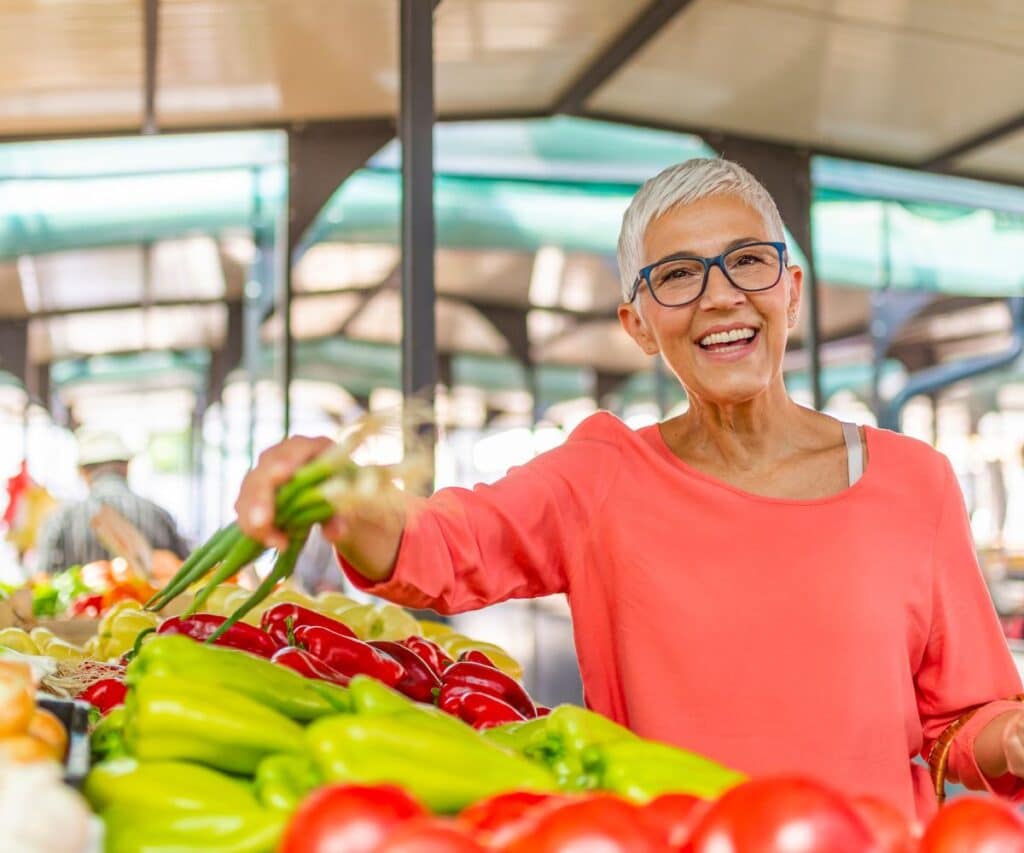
[6,424,1024,852]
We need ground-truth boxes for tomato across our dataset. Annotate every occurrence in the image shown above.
[688,776,876,853]
[280,784,426,853]
[376,818,487,852]
[850,795,919,853]
[501,795,669,852]
[457,790,566,845]
[919,797,1024,852]
[643,793,709,849]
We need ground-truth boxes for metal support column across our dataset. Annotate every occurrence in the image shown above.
[400,0,437,461]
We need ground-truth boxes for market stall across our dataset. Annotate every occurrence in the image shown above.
[3,416,1024,853]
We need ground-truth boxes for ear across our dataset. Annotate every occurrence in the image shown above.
[785,264,803,330]
[618,302,659,356]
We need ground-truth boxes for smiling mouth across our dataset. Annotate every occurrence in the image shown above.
[697,328,759,352]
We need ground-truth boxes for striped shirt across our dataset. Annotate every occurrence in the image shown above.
[34,474,188,574]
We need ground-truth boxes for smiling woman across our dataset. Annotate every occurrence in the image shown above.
[234,158,1024,822]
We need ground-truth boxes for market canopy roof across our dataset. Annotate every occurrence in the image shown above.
[2,0,1023,186]
[3,117,1024,389]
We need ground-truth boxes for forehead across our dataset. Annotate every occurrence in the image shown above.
[642,195,772,260]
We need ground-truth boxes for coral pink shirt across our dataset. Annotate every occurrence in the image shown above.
[342,412,1022,819]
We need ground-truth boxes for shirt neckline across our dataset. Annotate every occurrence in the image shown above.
[646,422,877,506]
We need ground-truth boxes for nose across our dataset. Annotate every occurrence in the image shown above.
[698,262,746,310]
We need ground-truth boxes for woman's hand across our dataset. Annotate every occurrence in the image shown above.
[235,436,334,551]
[1001,711,1024,778]
[234,435,407,583]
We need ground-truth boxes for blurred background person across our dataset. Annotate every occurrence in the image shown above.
[34,429,188,575]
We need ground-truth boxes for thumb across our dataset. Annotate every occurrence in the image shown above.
[321,517,350,544]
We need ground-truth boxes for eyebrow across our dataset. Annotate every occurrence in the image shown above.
[648,236,765,267]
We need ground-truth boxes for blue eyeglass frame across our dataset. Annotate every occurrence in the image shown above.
[628,240,788,307]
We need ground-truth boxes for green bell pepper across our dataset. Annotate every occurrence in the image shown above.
[125,673,305,774]
[346,673,419,714]
[307,709,558,813]
[129,634,351,720]
[85,758,261,814]
[255,754,321,812]
[588,739,746,801]
[100,804,285,853]
[91,705,129,761]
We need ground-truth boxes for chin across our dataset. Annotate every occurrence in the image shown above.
[694,374,771,405]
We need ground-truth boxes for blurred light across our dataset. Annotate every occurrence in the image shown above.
[528,246,565,308]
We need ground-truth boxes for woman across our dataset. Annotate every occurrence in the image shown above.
[237,159,1024,819]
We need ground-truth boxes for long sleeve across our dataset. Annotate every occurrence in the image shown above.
[339,413,624,614]
[915,458,1023,794]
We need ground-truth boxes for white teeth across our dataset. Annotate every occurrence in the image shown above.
[699,328,756,347]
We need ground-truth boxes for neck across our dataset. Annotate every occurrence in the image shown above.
[672,379,810,471]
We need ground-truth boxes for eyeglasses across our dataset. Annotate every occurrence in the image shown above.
[629,241,787,308]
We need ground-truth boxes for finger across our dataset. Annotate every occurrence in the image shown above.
[238,436,335,542]
[258,436,334,485]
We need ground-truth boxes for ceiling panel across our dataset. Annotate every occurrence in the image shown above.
[27,247,144,313]
[589,0,1024,163]
[434,0,645,114]
[344,290,509,355]
[159,0,397,126]
[31,304,225,361]
[436,249,533,305]
[953,128,1024,183]
[276,292,363,341]
[534,319,652,373]
[293,243,398,294]
[0,1,141,135]
[0,260,26,317]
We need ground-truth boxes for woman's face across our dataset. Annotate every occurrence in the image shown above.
[618,194,803,407]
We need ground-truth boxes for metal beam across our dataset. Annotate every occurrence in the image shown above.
[400,0,437,409]
[0,319,28,389]
[552,0,693,115]
[143,0,160,135]
[922,110,1024,171]
[286,119,395,255]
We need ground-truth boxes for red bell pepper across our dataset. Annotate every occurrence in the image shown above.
[157,613,281,658]
[458,649,498,669]
[69,593,105,618]
[271,646,352,686]
[401,636,453,676]
[534,705,552,717]
[80,677,127,715]
[369,640,441,703]
[260,603,356,647]
[293,624,405,687]
[441,660,536,719]
[438,683,526,729]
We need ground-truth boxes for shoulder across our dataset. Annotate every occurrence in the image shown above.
[566,411,638,447]
[866,426,954,491]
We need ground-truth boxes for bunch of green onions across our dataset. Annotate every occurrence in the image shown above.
[146,444,378,642]
[146,407,432,644]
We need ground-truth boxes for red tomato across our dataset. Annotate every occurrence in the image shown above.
[376,818,487,852]
[688,776,876,853]
[850,795,919,853]
[457,791,567,846]
[919,797,1024,853]
[280,784,426,853]
[643,793,709,850]
[500,795,669,853]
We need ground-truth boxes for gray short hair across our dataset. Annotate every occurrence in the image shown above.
[616,158,786,302]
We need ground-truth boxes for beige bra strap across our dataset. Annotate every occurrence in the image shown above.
[841,421,864,486]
